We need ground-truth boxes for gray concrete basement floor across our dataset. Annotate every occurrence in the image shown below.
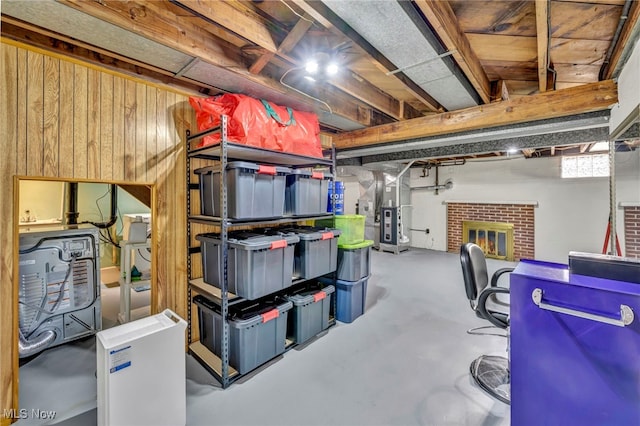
[17,248,513,426]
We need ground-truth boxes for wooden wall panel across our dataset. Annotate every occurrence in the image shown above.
[1,42,19,426]
[73,66,88,178]
[59,61,74,178]
[112,76,125,181]
[87,68,101,180]
[146,87,157,183]
[100,74,114,181]
[43,56,59,177]
[124,79,137,182]
[0,40,195,423]
[16,49,28,176]
[27,51,44,176]
[135,84,147,182]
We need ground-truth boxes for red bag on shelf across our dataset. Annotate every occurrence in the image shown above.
[189,94,323,158]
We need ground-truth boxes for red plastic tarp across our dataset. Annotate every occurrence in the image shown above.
[189,93,323,158]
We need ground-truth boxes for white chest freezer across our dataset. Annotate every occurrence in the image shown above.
[97,309,186,426]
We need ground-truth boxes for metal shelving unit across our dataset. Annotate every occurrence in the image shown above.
[186,115,337,388]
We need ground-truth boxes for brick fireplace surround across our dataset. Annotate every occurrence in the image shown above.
[447,202,536,260]
[624,205,640,258]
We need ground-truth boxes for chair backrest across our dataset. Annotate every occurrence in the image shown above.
[460,243,489,306]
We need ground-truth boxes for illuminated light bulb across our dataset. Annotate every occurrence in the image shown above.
[326,62,338,76]
[305,60,319,74]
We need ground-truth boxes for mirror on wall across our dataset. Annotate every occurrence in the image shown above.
[18,179,153,330]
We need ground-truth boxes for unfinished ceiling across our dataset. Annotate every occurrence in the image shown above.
[2,0,639,162]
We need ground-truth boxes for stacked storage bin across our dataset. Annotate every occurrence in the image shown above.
[266,226,340,343]
[285,283,335,344]
[285,170,332,215]
[275,226,341,279]
[194,295,292,374]
[318,215,371,323]
[197,231,299,300]
[195,162,291,219]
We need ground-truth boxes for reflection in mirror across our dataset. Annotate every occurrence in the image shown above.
[18,180,153,334]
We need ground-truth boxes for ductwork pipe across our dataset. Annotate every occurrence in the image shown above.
[395,160,415,209]
[18,329,56,358]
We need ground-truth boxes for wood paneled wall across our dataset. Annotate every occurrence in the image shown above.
[0,40,195,422]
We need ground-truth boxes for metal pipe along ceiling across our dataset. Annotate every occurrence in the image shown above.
[322,0,481,110]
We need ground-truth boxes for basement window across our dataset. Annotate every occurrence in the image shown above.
[561,154,610,178]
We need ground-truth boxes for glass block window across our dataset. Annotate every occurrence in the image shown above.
[561,154,610,178]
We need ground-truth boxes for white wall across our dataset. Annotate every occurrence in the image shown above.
[409,150,640,263]
[19,181,65,222]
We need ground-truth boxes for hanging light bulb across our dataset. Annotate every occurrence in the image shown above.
[303,52,339,81]
[305,59,319,75]
[326,62,338,76]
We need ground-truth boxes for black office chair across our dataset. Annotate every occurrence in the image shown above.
[460,242,514,405]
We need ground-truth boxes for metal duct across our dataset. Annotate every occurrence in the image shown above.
[323,0,480,110]
[336,111,612,160]
[18,329,56,358]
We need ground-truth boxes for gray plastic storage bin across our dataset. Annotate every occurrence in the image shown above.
[197,232,299,300]
[285,170,332,215]
[285,285,335,344]
[194,295,292,374]
[337,240,373,281]
[195,162,291,219]
[279,227,341,279]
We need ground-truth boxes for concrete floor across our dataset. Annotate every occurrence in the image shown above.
[17,248,513,425]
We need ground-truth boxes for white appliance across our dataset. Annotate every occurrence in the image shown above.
[97,309,187,426]
[122,213,151,272]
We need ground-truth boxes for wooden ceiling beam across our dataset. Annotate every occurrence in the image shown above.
[333,80,617,149]
[172,0,278,50]
[603,0,640,79]
[291,0,445,112]
[171,0,412,120]
[522,148,536,157]
[535,0,550,92]
[57,0,380,127]
[413,0,491,104]
[249,15,313,74]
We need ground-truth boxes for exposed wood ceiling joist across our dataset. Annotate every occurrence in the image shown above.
[413,0,491,104]
[2,0,637,159]
[290,0,445,113]
[333,80,617,149]
[57,0,383,128]
[603,0,640,79]
[248,14,313,75]
[535,0,550,92]
[173,0,415,120]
